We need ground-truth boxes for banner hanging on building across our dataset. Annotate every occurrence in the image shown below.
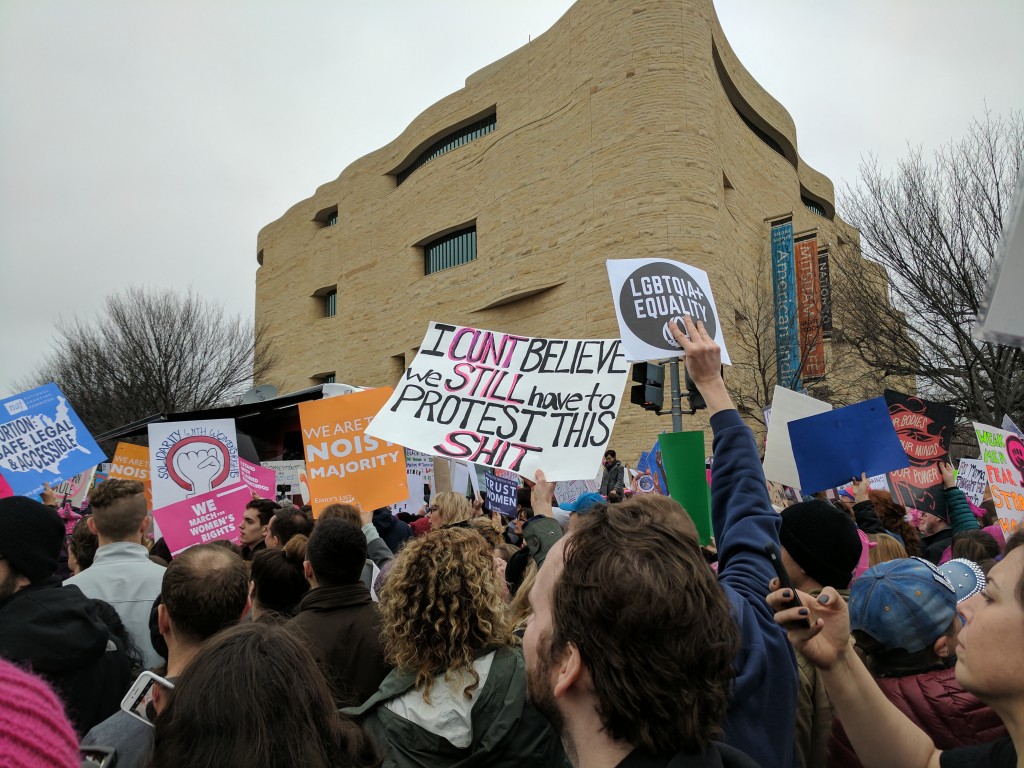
[0,383,106,498]
[771,220,802,390]
[883,390,957,519]
[299,388,408,516]
[605,258,731,364]
[794,234,825,379]
[365,322,630,482]
[817,247,833,339]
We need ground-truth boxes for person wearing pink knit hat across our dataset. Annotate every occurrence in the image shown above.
[0,658,80,768]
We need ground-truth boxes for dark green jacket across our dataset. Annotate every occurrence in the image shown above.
[343,645,564,768]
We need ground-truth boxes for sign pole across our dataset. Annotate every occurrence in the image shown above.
[669,360,683,433]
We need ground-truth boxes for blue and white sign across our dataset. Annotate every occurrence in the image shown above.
[484,471,518,517]
[771,220,802,391]
[0,383,106,498]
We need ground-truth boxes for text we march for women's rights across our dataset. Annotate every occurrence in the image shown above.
[364,322,630,482]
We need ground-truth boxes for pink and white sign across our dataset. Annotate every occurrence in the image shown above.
[152,482,250,557]
[147,419,240,509]
[239,458,276,499]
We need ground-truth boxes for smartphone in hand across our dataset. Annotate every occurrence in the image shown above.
[765,542,813,628]
[120,670,175,726]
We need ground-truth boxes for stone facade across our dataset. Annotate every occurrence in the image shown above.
[256,0,885,468]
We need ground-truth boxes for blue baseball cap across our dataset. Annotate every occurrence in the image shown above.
[937,558,986,604]
[559,492,604,515]
[849,557,957,653]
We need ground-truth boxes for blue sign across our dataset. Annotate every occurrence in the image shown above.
[787,397,909,493]
[771,221,802,391]
[0,383,106,498]
[484,471,518,517]
[636,439,670,495]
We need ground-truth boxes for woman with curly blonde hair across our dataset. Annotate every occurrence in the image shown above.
[343,527,563,768]
[429,490,473,530]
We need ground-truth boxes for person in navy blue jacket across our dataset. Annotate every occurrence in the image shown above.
[668,315,800,768]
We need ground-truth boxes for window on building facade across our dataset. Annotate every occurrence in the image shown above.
[801,196,827,217]
[325,290,337,317]
[424,227,477,275]
[314,205,339,228]
[396,113,497,184]
[322,373,336,384]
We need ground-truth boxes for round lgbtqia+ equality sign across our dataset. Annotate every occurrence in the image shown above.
[617,262,718,351]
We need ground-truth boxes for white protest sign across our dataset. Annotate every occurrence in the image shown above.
[975,422,1024,538]
[451,461,472,497]
[262,460,308,501]
[606,258,731,364]
[51,466,97,507]
[956,458,989,507]
[365,322,630,482]
[557,478,600,505]
[148,419,240,509]
[762,386,832,489]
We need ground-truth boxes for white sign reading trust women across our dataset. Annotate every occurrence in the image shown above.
[606,258,731,364]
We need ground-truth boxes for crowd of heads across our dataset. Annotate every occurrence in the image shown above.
[2,368,1023,768]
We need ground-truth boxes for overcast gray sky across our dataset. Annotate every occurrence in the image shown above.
[2,0,1022,398]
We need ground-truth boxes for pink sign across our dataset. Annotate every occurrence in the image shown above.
[152,482,250,557]
[239,458,276,499]
[0,473,12,499]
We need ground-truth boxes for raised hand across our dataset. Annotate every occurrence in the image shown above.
[174,447,224,496]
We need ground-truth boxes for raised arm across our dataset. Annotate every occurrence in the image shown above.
[668,317,780,599]
[940,461,980,534]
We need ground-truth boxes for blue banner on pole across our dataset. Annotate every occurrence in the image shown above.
[771,220,802,391]
[0,383,106,498]
[484,471,518,517]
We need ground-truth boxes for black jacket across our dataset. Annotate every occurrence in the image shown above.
[0,577,131,734]
[921,528,955,564]
[373,508,413,554]
[286,583,391,707]
[616,742,760,767]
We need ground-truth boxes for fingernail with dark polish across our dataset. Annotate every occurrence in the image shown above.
[817,594,830,604]
[797,608,809,616]
[782,590,792,599]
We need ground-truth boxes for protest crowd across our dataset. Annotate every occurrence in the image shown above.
[1,310,1023,768]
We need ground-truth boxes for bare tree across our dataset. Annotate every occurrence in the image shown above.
[20,286,277,440]
[832,111,1024,427]
[721,255,877,427]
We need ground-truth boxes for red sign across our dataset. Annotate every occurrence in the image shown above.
[794,236,825,379]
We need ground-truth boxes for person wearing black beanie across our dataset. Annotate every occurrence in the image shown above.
[0,496,131,733]
[778,498,862,768]
[780,500,862,591]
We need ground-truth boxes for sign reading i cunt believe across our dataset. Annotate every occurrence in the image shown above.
[364,322,630,482]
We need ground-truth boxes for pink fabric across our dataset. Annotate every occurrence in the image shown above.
[852,529,875,581]
[0,659,79,768]
[984,523,1007,553]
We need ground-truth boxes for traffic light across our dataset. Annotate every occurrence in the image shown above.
[631,362,664,412]
[684,365,723,413]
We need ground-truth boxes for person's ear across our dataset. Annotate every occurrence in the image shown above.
[933,633,951,660]
[152,679,172,716]
[157,603,171,637]
[303,560,315,585]
[86,516,98,535]
[552,642,584,699]
[139,515,152,537]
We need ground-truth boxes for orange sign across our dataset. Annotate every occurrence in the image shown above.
[107,442,154,509]
[298,388,408,516]
[794,235,825,379]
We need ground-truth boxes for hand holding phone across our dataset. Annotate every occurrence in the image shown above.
[765,542,812,628]
[120,670,175,726]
